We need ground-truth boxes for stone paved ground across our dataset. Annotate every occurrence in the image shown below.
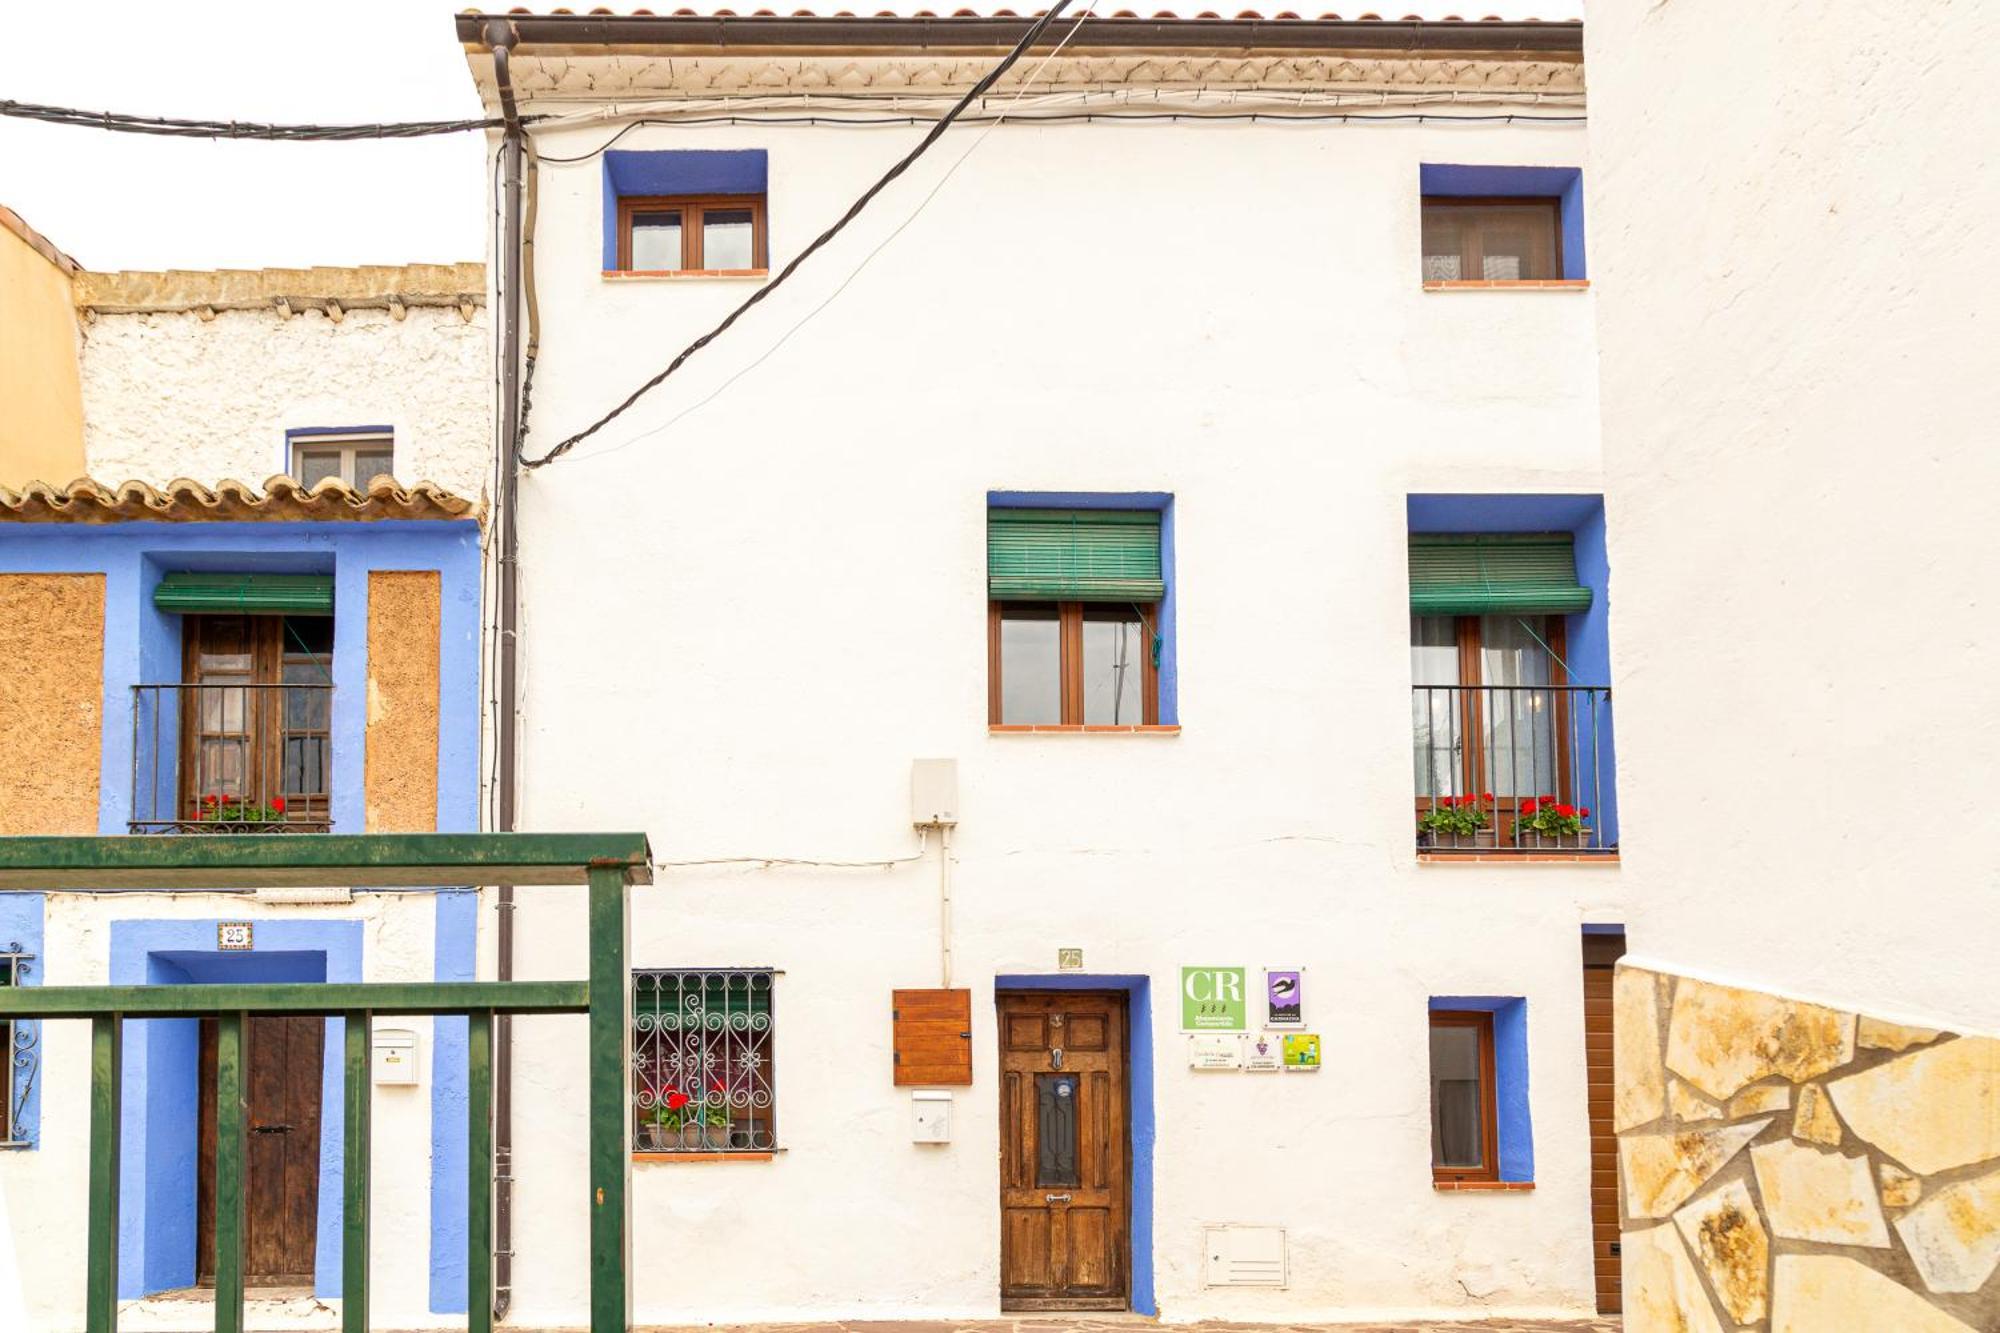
[632,1320,1621,1332]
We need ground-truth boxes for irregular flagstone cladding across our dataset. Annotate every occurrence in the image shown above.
[1615,965,1667,1131]
[1673,1177,1770,1324]
[1620,1119,1769,1219]
[1827,1037,2000,1175]
[1624,1223,1726,1333]
[1750,1139,1890,1247]
[1664,976,1855,1100]
[1728,1083,1791,1118]
[1880,1159,1923,1208]
[1668,1079,1721,1122]
[1894,1168,2000,1294]
[1791,1083,1840,1146]
[1771,1255,1975,1333]
[1859,1016,1946,1052]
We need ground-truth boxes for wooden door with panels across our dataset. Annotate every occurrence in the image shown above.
[997,992,1129,1311]
[1582,932,1626,1314]
[197,1015,324,1286]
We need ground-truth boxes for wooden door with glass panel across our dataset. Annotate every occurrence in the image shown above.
[181,615,332,831]
[998,992,1129,1311]
[1410,613,1570,841]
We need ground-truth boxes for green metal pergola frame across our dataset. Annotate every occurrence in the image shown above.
[0,833,653,1333]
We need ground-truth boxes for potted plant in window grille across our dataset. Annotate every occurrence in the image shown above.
[1417,793,1497,850]
[187,792,289,833]
[1517,796,1592,850]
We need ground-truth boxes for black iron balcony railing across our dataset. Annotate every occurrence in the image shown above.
[1412,684,1616,853]
[130,683,335,834]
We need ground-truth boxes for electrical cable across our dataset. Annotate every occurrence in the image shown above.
[519,0,1076,470]
[0,98,530,140]
[657,827,930,871]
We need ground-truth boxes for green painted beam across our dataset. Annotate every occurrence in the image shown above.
[0,980,588,1019]
[342,1013,371,1333]
[0,832,654,890]
[86,1014,121,1333]
[587,863,631,1332]
[468,1011,494,1333]
[215,1013,248,1333]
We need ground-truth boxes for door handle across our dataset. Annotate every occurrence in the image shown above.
[252,1124,294,1135]
[1045,1193,1072,1204]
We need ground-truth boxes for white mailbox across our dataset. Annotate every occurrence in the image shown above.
[911,1090,953,1143]
[372,1028,420,1086]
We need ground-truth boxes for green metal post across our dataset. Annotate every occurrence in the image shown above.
[587,862,630,1332]
[468,1009,494,1333]
[86,1014,122,1333]
[343,1012,371,1333]
[214,1012,248,1333]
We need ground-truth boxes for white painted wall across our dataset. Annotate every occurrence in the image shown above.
[502,109,1616,1324]
[0,892,450,1333]
[78,305,491,500]
[1587,0,2000,1029]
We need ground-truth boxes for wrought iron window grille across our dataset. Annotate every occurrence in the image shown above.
[1,944,38,1148]
[632,968,776,1153]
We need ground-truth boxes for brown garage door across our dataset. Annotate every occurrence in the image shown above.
[1582,930,1625,1314]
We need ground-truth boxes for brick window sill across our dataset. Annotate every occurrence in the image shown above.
[1434,1180,1536,1192]
[1423,279,1590,292]
[634,1151,777,1164]
[1417,851,1620,866]
[988,724,1182,736]
[603,269,768,282]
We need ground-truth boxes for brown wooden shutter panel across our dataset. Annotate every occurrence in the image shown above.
[892,988,973,1086]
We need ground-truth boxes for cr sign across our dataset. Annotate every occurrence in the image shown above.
[1180,966,1247,1031]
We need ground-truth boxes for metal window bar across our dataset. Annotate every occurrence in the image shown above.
[0,946,34,1147]
[1413,685,1614,853]
[130,684,334,833]
[632,969,775,1153]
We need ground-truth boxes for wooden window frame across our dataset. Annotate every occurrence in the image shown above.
[1412,613,1572,826]
[180,615,333,828]
[1421,196,1563,283]
[1430,1009,1500,1184]
[988,600,1159,727]
[615,194,769,275]
[289,433,394,488]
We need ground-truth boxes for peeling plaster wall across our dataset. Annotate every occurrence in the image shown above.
[1616,964,1999,1331]
[77,304,490,499]
[1587,3,2000,1024]
[505,109,1610,1325]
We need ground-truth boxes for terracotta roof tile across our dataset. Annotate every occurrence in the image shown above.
[0,476,479,525]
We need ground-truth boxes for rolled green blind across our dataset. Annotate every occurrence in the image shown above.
[1409,534,1591,616]
[153,573,334,616]
[988,508,1165,602]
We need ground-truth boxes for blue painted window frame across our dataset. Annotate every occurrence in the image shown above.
[986,491,1179,725]
[1429,995,1533,1182]
[602,149,769,271]
[1420,164,1586,280]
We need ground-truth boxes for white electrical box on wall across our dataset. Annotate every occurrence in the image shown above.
[910,758,959,827]
[1204,1225,1288,1288]
[373,1028,420,1086]
[911,1090,953,1143]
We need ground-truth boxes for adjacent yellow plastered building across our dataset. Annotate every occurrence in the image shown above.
[0,205,86,488]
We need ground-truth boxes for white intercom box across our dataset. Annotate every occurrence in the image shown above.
[911,1090,953,1143]
[373,1028,420,1086]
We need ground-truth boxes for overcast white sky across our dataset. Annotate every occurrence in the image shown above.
[0,0,1581,272]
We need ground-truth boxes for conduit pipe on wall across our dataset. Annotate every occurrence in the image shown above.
[484,16,525,1323]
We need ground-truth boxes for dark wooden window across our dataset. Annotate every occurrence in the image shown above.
[616,195,768,273]
[988,601,1158,726]
[1422,197,1562,282]
[1430,1010,1499,1183]
[181,615,333,830]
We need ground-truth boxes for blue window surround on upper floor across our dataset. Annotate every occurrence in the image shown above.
[1431,995,1533,1182]
[1407,493,1617,844]
[602,149,769,271]
[1421,164,1586,280]
[987,490,1179,725]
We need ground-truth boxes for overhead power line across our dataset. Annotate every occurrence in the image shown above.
[0,98,527,140]
[519,0,1077,470]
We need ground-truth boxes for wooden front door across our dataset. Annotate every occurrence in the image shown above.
[998,992,1129,1311]
[1582,932,1626,1314]
[198,1015,324,1286]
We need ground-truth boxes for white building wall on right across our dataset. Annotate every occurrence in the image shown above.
[1589,3,2000,1329]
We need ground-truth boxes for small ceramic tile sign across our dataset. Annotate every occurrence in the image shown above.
[1243,1033,1283,1073]
[1057,947,1084,972]
[1281,1033,1321,1072]
[1180,966,1248,1031]
[217,922,254,951]
[1263,967,1305,1028]
[1187,1033,1244,1070]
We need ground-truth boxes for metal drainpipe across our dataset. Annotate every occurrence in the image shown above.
[483,16,524,1323]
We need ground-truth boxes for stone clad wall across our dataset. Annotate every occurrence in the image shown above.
[1617,965,2000,1330]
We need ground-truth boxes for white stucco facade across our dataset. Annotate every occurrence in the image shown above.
[77,301,491,500]
[487,30,1619,1325]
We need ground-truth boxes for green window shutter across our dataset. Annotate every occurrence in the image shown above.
[152,573,335,617]
[988,509,1165,602]
[1409,534,1591,616]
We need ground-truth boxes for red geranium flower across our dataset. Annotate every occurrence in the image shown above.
[1521,799,1538,815]
[1580,806,1591,818]
[202,793,219,806]
[665,1089,691,1111]
[271,797,286,813]
[1480,792,1494,803]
